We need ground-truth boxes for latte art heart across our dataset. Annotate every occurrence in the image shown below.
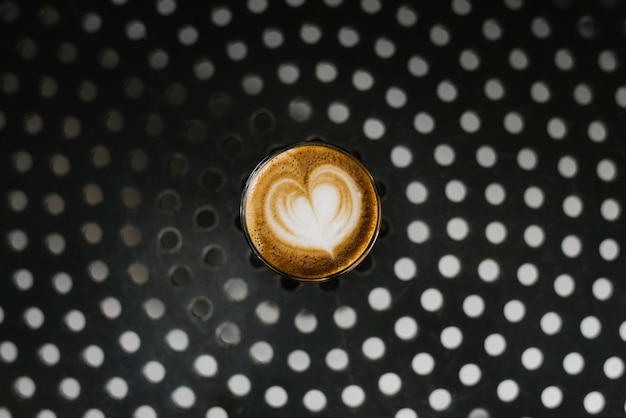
[265,165,363,257]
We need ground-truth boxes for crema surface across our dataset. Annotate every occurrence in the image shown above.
[243,143,381,280]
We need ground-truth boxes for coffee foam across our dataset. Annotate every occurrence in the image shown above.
[243,143,381,280]
[265,164,362,257]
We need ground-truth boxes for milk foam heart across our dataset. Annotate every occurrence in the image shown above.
[242,142,381,281]
[265,164,362,257]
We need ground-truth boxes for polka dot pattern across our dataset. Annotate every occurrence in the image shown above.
[0,1,624,417]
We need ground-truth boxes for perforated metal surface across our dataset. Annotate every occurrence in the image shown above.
[1,0,626,417]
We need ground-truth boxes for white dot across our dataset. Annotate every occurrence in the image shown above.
[497,379,519,402]
[600,198,621,221]
[328,102,350,124]
[563,195,583,218]
[394,257,417,281]
[484,333,506,356]
[414,112,435,134]
[408,56,429,78]
[485,221,507,244]
[288,350,311,372]
[38,343,60,366]
[580,316,602,339]
[13,268,33,290]
[440,326,463,349]
[429,388,452,410]
[521,347,544,370]
[584,391,605,415]
[352,69,373,90]
[37,409,57,418]
[476,146,497,167]
[597,159,617,181]
[558,155,578,177]
[23,306,45,329]
[206,406,228,418]
[341,385,365,408]
[303,389,327,412]
[375,37,395,59]
[541,311,562,335]
[378,372,402,396]
[517,263,538,286]
[143,298,165,319]
[119,331,141,353]
[524,186,544,209]
[438,254,461,278]
[478,258,500,282]
[503,300,526,323]
[406,181,428,204]
[59,377,81,400]
[134,406,157,418]
[603,356,625,380]
[430,24,451,46]
[517,148,537,170]
[172,386,195,409]
[294,310,317,333]
[548,117,567,139]
[166,329,189,351]
[459,363,482,386]
[362,337,385,360]
[143,361,166,383]
[592,277,613,301]
[452,0,472,15]
[368,287,392,311]
[14,376,36,399]
[100,297,122,319]
[82,345,104,368]
[541,386,563,409]
[445,180,467,203]
[412,352,435,375]
[407,220,430,244]
[325,348,349,371]
[562,235,582,258]
[434,144,455,166]
[485,183,506,205]
[106,377,128,400]
[83,410,105,418]
[437,79,458,102]
[386,86,407,108]
[588,120,607,142]
[334,306,357,329]
[363,118,385,140]
[256,301,280,324]
[504,112,524,134]
[421,288,443,312]
[599,238,620,261]
[265,386,288,408]
[250,341,274,364]
[554,274,576,297]
[228,374,251,397]
[563,352,585,375]
[484,78,505,98]
[395,408,418,418]
[463,295,485,318]
[460,111,481,133]
[447,217,469,241]
[391,145,413,168]
[65,310,86,332]
[524,224,545,247]
[394,316,418,340]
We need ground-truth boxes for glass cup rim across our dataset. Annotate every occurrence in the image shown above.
[240,140,382,282]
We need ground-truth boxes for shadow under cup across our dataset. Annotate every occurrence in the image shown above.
[241,142,382,282]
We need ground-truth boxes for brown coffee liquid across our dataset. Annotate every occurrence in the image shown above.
[242,143,381,281]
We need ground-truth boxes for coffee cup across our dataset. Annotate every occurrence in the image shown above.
[241,141,381,282]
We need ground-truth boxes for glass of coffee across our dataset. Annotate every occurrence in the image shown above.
[241,141,382,282]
